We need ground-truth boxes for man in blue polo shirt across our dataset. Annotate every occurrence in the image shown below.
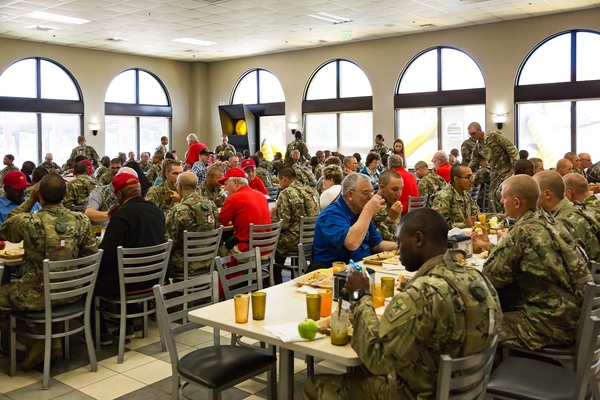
[311,173,398,270]
[0,171,41,224]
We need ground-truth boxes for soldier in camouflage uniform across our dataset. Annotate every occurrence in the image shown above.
[291,150,316,184]
[94,156,110,179]
[146,159,182,215]
[564,152,585,177]
[165,172,218,274]
[472,174,592,350]
[467,123,518,204]
[0,174,98,370]
[214,135,236,162]
[63,161,97,210]
[39,153,61,173]
[431,164,479,229]
[0,154,19,187]
[249,155,272,188]
[534,171,600,262]
[138,152,152,173]
[146,151,164,184]
[255,151,273,174]
[305,208,502,400]
[372,170,404,242]
[285,131,311,163]
[98,158,122,186]
[493,159,535,214]
[273,167,320,284]
[313,150,325,181]
[564,172,600,222]
[460,137,477,166]
[414,161,445,200]
[369,134,388,157]
[271,152,284,176]
[69,135,100,169]
[155,136,169,155]
[197,166,224,207]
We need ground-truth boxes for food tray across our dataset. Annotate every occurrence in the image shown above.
[363,251,398,265]
[293,269,333,289]
[0,248,24,259]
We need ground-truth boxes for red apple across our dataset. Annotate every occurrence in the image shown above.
[0,241,5,250]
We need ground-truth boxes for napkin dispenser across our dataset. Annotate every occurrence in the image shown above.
[447,234,473,258]
[333,267,376,302]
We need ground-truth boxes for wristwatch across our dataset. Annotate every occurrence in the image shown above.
[352,289,371,302]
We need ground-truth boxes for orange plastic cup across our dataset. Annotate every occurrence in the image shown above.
[318,289,333,317]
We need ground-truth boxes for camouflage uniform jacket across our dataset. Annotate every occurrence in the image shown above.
[461,139,476,166]
[372,202,401,242]
[314,163,325,181]
[0,201,97,313]
[292,163,316,185]
[214,144,236,162]
[350,252,501,400]
[70,145,100,168]
[274,181,320,254]
[572,167,585,177]
[473,165,491,187]
[431,184,479,229]
[256,166,272,188]
[370,144,388,156]
[271,159,284,176]
[146,180,175,215]
[468,131,518,182]
[483,209,592,350]
[581,195,600,221]
[0,165,18,186]
[155,143,168,155]
[165,192,218,273]
[197,181,220,202]
[139,161,152,173]
[587,162,600,184]
[551,197,600,262]
[95,165,108,179]
[285,140,311,163]
[259,158,272,173]
[98,171,114,186]
[39,161,61,173]
[146,163,162,184]
[417,172,446,198]
[64,175,97,209]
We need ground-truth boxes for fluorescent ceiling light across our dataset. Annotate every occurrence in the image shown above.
[173,38,215,46]
[27,11,90,25]
[108,37,128,42]
[308,12,352,24]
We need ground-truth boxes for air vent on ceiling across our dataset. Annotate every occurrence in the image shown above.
[312,40,328,44]
[108,37,127,42]
[32,25,56,31]
[195,0,231,4]
[420,23,435,28]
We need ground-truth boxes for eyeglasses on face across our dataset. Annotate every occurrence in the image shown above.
[457,175,474,180]
[351,189,374,196]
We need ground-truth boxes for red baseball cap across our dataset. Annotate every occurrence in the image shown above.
[241,159,256,170]
[112,173,139,192]
[81,160,93,175]
[217,167,246,184]
[4,171,30,190]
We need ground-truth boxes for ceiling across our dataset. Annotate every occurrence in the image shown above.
[0,0,598,62]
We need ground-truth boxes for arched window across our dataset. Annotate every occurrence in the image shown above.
[231,69,285,159]
[0,57,83,165]
[395,47,485,167]
[105,69,171,159]
[516,30,600,167]
[303,59,373,155]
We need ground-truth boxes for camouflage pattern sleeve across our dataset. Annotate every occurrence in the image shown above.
[496,133,519,167]
[146,185,162,208]
[164,205,182,245]
[468,145,483,172]
[63,182,76,209]
[6,198,36,220]
[275,190,292,232]
[78,214,99,257]
[90,147,100,168]
[482,228,518,289]
[372,206,399,242]
[0,212,28,243]
[431,187,462,228]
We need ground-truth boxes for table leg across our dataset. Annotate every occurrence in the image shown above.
[278,348,294,400]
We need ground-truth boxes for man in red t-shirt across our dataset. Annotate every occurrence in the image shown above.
[388,154,419,213]
[217,168,271,256]
[184,133,207,170]
[432,150,451,183]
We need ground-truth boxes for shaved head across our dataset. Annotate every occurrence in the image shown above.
[556,158,573,176]
[503,174,540,209]
[534,170,565,200]
[177,171,198,191]
[564,172,591,201]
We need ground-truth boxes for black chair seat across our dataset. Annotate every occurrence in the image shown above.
[12,299,85,320]
[539,343,575,356]
[99,290,154,303]
[486,357,591,400]
[280,251,299,257]
[178,345,276,389]
[171,269,210,280]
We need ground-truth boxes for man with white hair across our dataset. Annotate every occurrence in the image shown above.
[183,133,207,171]
[84,167,138,227]
[431,150,451,182]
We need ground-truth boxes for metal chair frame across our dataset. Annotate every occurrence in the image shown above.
[249,220,282,287]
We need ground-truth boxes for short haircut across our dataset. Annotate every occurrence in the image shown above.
[343,156,356,167]
[414,161,428,170]
[163,159,181,173]
[207,165,223,179]
[177,172,198,190]
[161,136,168,141]
[110,158,121,165]
[77,135,85,142]
[379,169,402,186]
[388,154,403,169]
[529,157,543,169]
[534,170,565,200]
[503,175,540,208]
[564,152,577,161]
[73,161,88,175]
[514,159,534,175]
[154,151,164,160]
[353,153,362,162]
[468,122,482,131]
[38,173,66,204]
[295,131,302,140]
[186,133,198,142]
[21,161,35,172]
[325,156,341,166]
[250,155,261,167]
[322,165,343,185]
[434,151,448,162]
[450,164,468,181]
[229,154,239,161]
[31,167,49,183]
[231,177,248,186]
[365,152,381,166]
[556,158,572,170]
[74,155,86,163]
[278,167,297,180]
[519,149,529,159]
[165,152,175,160]
[564,173,590,197]
[399,208,448,245]
[342,172,370,196]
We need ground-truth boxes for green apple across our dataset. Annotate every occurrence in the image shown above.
[298,318,318,340]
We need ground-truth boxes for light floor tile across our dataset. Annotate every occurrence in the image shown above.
[122,359,172,385]
[293,357,308,374]
[233,378,266,394]
[0,358,43,394]
[124,333,161,350]
[243,395,265,400]
[98,351,156,373]
[3,379,74,400]
[78,374,146,400]
[317,359,347,373]
[54,365,117,390]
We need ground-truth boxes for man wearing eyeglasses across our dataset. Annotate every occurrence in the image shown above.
[578,153,592,177]
[431,164,479,229]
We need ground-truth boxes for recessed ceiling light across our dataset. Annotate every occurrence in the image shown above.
[108,37,128,42]
[27,11,90,25]
[173,38,215,46]
[308,12,352,25]
[28,25,58,31]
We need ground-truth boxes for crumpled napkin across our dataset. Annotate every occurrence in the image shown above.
[296,285,320,294]
[263,322,326,342]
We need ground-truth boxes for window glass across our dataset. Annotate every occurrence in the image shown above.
[41,114,80,165]
[40,60,79,100]
[140,117,169,155]
[258,70,285,103]
[306,62,337,100]
[0,112,38,164]
[441,105,485,155]
[576,32,600,82]
[517,102,571,168]
[305,113,337,155]
[139,71,168,105]
[259,115,285,160]
[340,61,372,98]
[339,112,373,155]
[105,70,136,104]
[396,108,438,168]
[0,59,36,98]
[398,49,437,94]
[441,48,484,91]
[519,33,570,85]
[576,100,600,163]
[105,115,137,159]
[232,70,258,104]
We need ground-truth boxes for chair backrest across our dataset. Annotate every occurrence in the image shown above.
[470,185,480,202]
[481,183,489,213]
[407,195,428,212]
[589,260,600,284]
[153,272,219,371]
[0,264,4,284]
[249,220,283,262]
[183,226,224,279]
[42,250,104,323]
[267,186,279,200]
[216,247,262,300]
[117,239,173,297]
[298,216,318,245]
[436,330,499,400]
[574,315,600,400]
[298,243,313,276]
[574,282,600,372]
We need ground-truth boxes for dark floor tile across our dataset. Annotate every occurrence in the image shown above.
[50,390,97,400]
[255,379,305,400]
[115,385,172,400]
[294,365,343,385]
[2,379,73,400]
[0,395,10,400]
[150,376,200,396]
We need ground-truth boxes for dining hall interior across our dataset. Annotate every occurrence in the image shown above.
[1,0,600,399]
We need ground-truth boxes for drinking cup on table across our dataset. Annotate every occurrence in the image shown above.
[251,291,266,320]
[330,310,349,346]
[478,214,486,224]
[92,225,102,237]
[306,294,321,321]
[234,294,250,323]
[371,283,386,309]
[380,277,395,298]
[332,261,346,273]
[318,289,333,318]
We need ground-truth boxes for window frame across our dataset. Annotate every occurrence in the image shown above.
[230,68,285,116]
